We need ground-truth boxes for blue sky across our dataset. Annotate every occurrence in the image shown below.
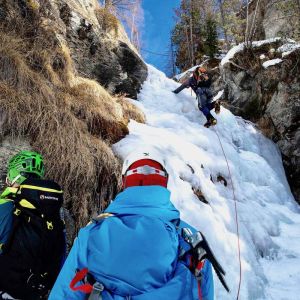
[140,0,181,74]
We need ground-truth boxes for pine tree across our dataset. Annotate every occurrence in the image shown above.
[218,0,245,45]
[171,0,194,71]
[204,15,218,58]
[171,0,213,72]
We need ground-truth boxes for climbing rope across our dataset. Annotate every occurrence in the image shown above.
[213,127,242,300]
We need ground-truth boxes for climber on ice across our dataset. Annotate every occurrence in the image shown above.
[173,66,220,128]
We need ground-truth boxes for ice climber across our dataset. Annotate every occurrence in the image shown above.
[49,148,229,300]
[0,151,65,300]
[173,66,220,128]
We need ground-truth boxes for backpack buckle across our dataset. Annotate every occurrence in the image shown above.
[46,221,53,230]
[14,208,21,216]
[88,282,104,300]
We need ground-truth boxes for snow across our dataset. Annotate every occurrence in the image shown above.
[221,37,282,66]
[260,54,266,60]
[113,64,300,300]
[174,65,199,81]
[262,59,283,69]
[252,37,281,47]
[221,43,245,66]
[174,59,212,81]
[278,42,300,58]
[214,90,224,101]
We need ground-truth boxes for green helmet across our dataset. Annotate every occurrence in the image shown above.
[7,151,45,185]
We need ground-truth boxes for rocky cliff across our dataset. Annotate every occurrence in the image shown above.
[0,0,146,229]
[221,38,300,203]
[56,0,147,98]
[242,0,300,40]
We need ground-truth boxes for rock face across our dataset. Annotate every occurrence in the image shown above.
[0,0,146,229]
[56,0,148,98]
[221,39,300,203]
[244,0,300,40]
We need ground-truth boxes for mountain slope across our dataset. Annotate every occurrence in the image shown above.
[114,65,300,300]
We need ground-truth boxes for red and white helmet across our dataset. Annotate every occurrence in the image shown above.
[122,148,168,188]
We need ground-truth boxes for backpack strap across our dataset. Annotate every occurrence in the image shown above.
[70,269,105,299]
[1,207,22,254]
[70,268,93,293]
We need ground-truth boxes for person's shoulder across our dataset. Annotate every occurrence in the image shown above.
[77,215,109,237]
[22,178,62,191]
[0,199,14,217]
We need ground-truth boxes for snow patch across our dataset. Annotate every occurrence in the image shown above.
[213,90,224,101]
[260,54,266,60]
[174,65,199,81]
[278,43,300,57]
[221,37,282,66]
[262,58,283,69]
[221,43,244,66]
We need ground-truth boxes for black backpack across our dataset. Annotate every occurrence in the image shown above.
[0,178,65,300]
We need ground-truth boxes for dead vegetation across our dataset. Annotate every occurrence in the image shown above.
[95,7,119,35]
[0,1,144,228]
[116,95,146,124]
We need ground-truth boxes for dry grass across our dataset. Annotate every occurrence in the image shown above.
[116,95,146,124]
[0,1,144,228]
[95,7,119,35]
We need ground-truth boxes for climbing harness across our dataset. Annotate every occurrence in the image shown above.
[213,127,242,300]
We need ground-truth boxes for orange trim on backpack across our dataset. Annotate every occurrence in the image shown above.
[70,268,93,294]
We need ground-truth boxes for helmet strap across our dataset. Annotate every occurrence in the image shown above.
[5,177,11,187]
[9,174,23,187]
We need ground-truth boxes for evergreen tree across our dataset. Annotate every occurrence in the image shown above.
[218,0,245,45]
[171,0,247,72]
[171,0,212,72]
[204,15,218,58]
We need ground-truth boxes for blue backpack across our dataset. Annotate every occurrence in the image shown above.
[52,186,226,300]
[70,213,200,300]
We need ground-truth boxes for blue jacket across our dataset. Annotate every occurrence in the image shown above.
[0,188,15,254]
[49,186,214,300]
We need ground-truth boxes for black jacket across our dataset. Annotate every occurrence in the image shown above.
[173,74,212,94]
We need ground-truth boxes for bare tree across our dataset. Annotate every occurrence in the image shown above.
[248,0,261,41]
[102,0,143,50]
[190,0,195,64]
[244,0,250,44]
[185,24,193,66]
